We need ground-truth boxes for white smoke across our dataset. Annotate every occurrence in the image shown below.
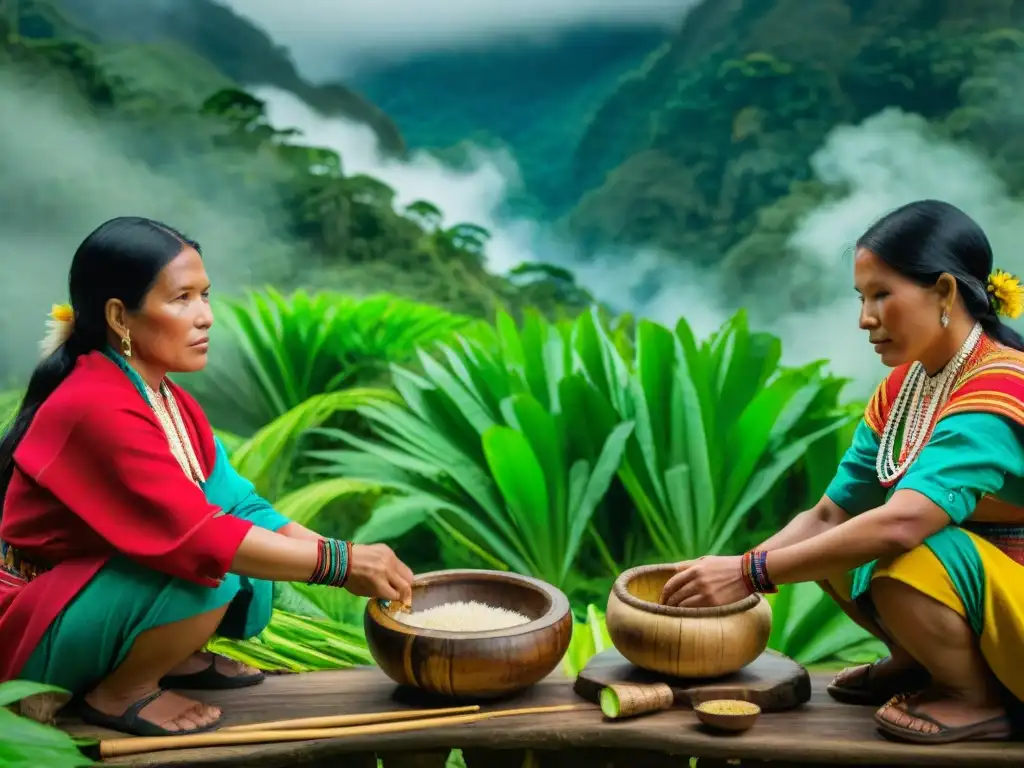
[0,70,297,384]
[782,107,1024,398]
[259,92,1024,402]
[256,85,731,342]
[254,85,1024,404]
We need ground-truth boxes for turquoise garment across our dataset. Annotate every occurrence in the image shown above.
[826,413,1024,521]
[19,351,291,693]
[824,420,889,516]
[825,412,1024,633]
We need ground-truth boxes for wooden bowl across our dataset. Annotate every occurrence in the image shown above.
[694,699,761,732]
[364,569,572,699]
[605,564,772,679]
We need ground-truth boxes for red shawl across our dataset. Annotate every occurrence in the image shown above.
[0,352,253,682]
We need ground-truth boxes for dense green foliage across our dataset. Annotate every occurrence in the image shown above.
[0,0,597,358]
[350,27,669,218]
[195,294,883,676]
[0,3,898,746]
[569,1,1024,294]
[20,0,1021,319]
[51,0,407,154]
[338,1,1024,314]
[0,682,94,767]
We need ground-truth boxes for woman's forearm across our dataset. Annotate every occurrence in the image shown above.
[755,510,827,551]
[764,493,949,584]
[756,498,847,551]
[230,525,319,582]
[278,521,322,541]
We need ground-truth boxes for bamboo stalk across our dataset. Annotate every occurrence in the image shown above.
[599,683,673,719]
[221,704,481,732]
[99,703,596,759]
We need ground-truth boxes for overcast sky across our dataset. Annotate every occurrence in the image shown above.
[223,0,698,77]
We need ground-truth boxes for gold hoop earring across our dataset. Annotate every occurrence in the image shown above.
[940,309,950,328]
[121,329,132,358]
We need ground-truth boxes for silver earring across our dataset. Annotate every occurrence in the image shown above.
[940,309,950,328]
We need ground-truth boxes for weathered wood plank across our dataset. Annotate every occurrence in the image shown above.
[62,666,1024,767]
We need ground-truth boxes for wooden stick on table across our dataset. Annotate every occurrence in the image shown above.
[99,703,597,759]
[221,704,481,732]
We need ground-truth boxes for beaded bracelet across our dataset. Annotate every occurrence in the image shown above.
[741,550,778,594]
[307,538,353,588]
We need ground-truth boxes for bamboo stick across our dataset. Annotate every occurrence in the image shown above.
[221,704,480,732]
[99,703,596,759]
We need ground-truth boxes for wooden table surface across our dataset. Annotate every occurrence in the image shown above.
[63,665,1024,768]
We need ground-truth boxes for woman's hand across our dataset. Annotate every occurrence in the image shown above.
[659,556,752,607]
[345,543,415,606]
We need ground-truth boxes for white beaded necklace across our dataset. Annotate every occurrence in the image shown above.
[875,322,983,484]
[143,380,207,486]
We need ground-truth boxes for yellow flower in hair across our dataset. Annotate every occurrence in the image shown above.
[49,303,74,323]
[40,303,76,359]
[988,269,1024,320]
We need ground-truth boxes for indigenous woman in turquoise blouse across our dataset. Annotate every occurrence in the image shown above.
[658,200,1024,745]
[0,217,415,737]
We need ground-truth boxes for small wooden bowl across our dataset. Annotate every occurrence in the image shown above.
[694,699,761,732]
[364,569,572,699]
[605,564,772,679]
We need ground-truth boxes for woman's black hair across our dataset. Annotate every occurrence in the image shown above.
[0,216,200,512]
[857,199,1024,352]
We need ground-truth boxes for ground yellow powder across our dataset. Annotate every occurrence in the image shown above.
[696,699,760,716]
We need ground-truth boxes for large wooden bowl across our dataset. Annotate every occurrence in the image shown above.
[364,569,573,699]
[605,564,772,679]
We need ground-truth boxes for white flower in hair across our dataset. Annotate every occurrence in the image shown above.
[39,303,75,358]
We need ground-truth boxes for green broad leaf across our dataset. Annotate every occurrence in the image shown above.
[562,421,634,584]
[482,425,550,570]
[230,387,397,500]
[351,495,431,543]
[708,416,851,553]
[0,706,94,768]
[273,477,379,528]
[499,394,568,566]
[671,343,716,551]
[720,375,810,516]
[0,681,70,708]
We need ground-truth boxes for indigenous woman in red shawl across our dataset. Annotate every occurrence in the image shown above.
[0,217,415,737]
[659,200,1024,745]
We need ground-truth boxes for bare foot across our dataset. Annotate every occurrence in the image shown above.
[877,688,1007,736]
[84,686,221,732]
[167,651,259,679]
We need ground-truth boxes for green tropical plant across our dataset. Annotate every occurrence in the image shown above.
[208,582,374,672]
[306,343,635,587]
[765,582,887,666]
[185,289,488,435]
[208,609,374,672]
[303,307,855,591]
[0,681,95,767]
[571,308,857,561]
[1,388,22,430]
[287,312,604,581]
[227,387,399,501]
[562,604,613,677]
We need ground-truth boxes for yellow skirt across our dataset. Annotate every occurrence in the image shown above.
[829,528,1024,702]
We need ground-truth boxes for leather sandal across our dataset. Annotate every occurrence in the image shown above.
[160,653,265,690]
[826,658,930,706]
[875,693,1013,744]
[77,689,223,737]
